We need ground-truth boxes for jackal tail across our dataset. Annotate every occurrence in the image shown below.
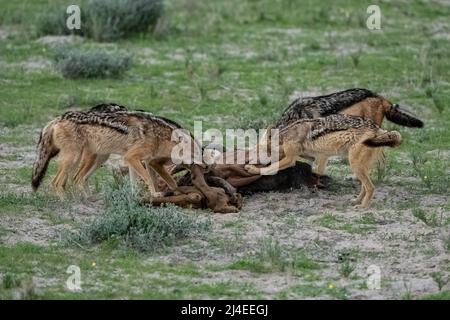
[385,103,424,128]
[31,119,60,190]
[363,130,403,148]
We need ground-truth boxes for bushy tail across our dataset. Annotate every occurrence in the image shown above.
[385,104,424,128]
[31,120,60,191]
[363,130,403,148]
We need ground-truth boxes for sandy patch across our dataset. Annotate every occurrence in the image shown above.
[0,57,53,74]
[264,27,303,36]
[21,57,53,72]
[0,143,36,169]
[136,47,161,65]
[36,35,84,45]
[157,180,450,299]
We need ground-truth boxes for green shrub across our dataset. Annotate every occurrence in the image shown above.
[53,47,132,79]
[36,0,164,41]
[36,9,79,37]
[85,0,164,41]
[67,182,211,252]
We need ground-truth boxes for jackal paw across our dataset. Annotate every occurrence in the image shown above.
[244,164,260,175]
[353,204,369,210]
[214,205,239,214]
[86,194,101,202]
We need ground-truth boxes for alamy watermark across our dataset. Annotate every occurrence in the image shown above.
[66,265,81,291]
[366,5,381,30]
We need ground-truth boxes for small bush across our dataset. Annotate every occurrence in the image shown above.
[36,0,164,41]
[67,182,211,252]
[339,260,356,278]
[412,208,444,227]
[3,272,20,289]
[53,47,132,79]
[36,10,78,37]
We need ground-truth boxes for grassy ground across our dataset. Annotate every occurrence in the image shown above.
[0,0,449,299]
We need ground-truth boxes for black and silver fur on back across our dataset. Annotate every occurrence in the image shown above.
[89,103,128,113]
[277,88,376,127]
[237,162,325,195]
[62,110,130,133]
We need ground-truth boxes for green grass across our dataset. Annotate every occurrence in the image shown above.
[0,243,261,299]
[412,208,449,227]
[0,191,62,213]
[66,181,212,252]
[420,290,450,300]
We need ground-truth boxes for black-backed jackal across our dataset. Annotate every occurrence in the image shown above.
[277,88,423,175]
[245,114,403,208]
[31,104,208,199]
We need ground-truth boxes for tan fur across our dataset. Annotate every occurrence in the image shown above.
[340,96,391,125]
[31,118,60,190]
[245,115,402,208]
[142,186,240,213]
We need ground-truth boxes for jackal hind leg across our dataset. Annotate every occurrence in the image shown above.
[73,151,108,197]
[128,166,141,195]
[52,147,82,199]
[246,143,299,176]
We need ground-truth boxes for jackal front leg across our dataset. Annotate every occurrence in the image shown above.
[314,155,329,175]
[149,161,178,194]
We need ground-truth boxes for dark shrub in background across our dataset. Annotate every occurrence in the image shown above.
[67,182,211,252]
[36,0,164,41]
[53,47,133,78]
